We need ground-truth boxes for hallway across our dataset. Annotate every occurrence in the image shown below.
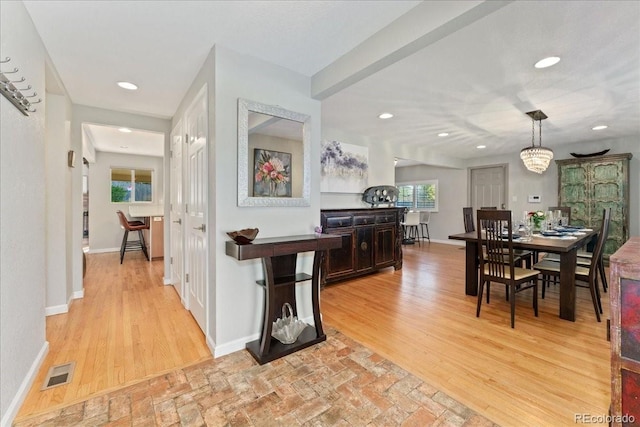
[16,252,211,420]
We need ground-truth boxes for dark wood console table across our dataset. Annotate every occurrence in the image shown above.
[225,234,342,364]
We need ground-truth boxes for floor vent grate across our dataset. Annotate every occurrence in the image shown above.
[41,362,75,390]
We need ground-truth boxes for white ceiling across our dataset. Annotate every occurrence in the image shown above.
[23,1,640,163]
[83,124,164,157]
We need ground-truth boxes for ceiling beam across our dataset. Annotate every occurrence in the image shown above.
[311,0,513,100]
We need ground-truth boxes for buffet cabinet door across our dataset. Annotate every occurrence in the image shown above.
[325,229,355,280]
[375,225,396,268]
[355,226,374,272]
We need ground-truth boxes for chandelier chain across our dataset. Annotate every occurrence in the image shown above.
[521,109,553,174]
[539,117,542,147]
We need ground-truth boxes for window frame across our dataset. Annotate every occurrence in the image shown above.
[395,179,439,212]
[110,167,154,204]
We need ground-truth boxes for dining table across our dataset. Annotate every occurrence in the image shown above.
[448,228,598,321]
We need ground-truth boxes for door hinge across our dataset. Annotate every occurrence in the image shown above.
[185,133,189,143]
[185,204,188,213]
[170,256,173,265]
[170,150,173,158]
[185,273,189,283]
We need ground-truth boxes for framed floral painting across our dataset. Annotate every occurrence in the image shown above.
[253,149,292,197]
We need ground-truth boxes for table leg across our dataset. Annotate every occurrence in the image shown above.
[465,241,479,296]
[312,250,325,338]
[559,249,578,321]
[258,257,275,356]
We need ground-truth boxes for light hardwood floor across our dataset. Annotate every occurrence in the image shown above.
[17,243,610,426]
[16,251,212,420]
[321,242,610,427]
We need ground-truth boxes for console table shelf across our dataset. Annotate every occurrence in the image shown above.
[225,234,342,364]
[256,273,313,288]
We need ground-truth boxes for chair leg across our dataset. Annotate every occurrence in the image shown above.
[120,230,128,264]
[510,284,516,328]
[587,278,602,322]
[423,224,430,242]
[412,226,421,247]
[533,278,539,317]
[476,280,485,317]
[594,277,603,314]
[138,230,150,261]
[598,259,608,292]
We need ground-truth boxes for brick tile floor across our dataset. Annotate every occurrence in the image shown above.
[14,329,497,426]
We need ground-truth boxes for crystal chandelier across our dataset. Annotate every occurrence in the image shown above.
[520,110,554,174]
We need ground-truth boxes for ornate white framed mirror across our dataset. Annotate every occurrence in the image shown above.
[237,98,311,207]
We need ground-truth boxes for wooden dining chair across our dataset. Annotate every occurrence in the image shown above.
[479,208,533,268]
[463,207,474,233]
[533,208,611,322]
[476,209,539,328]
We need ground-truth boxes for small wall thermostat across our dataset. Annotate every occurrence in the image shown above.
[528,195,541,203]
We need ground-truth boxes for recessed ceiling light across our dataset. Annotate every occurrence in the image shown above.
[378,113,393,119]
[118,127,132,133]
[120,145,128,149]
[534,56,560,69]
[592,125,608,130]
[477,145,486,149]
[117,81,138,90]
[438,132,449,137]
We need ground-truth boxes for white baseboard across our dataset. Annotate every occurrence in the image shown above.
[87,247,119,254]
[206,334,217,357]
[163,277,173,285]
[214,333,256,358]
[45,304,68,316]
[1,341,49,427]
[431,238,464,246]
[72,290,84,299]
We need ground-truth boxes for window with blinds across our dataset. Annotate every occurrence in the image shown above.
[111,168,153,203]
[396,181,438,211]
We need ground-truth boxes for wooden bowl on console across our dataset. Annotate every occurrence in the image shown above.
[227,228,259,244]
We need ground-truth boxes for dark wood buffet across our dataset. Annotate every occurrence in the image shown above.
[320,207,404,284]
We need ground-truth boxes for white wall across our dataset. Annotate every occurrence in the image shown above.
[0,2,48,424]
[395,165,467,242]
[88,152,164,251]
[45,93,73,314]
[172,45,322,354]
[215,46,322,348]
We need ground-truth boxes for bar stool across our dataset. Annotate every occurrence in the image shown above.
[116,210,149,264]
[419,211,431,242]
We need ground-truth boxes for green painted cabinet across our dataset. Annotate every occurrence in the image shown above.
[557,153,632,259]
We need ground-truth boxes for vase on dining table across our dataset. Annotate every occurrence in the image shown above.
[532,219,543,232]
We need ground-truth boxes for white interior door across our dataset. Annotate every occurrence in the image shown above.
[470,165,507,211]
[170,121,185,306]
[184,87,207,333]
